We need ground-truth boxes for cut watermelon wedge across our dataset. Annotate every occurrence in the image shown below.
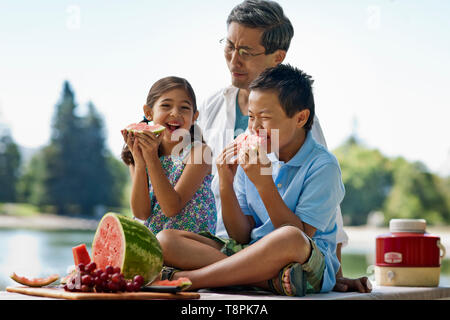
[10,272,59,287]
[72,243,91,266]
[143,277,192,293]
[125,122,166,134]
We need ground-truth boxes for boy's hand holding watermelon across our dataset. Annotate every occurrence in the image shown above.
[235,133,272,186]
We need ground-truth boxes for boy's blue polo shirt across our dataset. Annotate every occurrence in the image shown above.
[234,131,345,292]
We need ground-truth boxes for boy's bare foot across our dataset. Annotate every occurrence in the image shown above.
[269,267,293,295]
[282,267,292,295]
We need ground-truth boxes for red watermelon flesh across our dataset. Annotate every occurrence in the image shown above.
[72,243,91,266]
[151,277,192,290]
[91,215,124,271]
[234,133,267,152]
[125,122,165,134]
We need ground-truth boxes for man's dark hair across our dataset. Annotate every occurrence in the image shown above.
[227,0,294,54]
[249,64,315,131]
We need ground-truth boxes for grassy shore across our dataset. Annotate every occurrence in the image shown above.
[0,202,132,231]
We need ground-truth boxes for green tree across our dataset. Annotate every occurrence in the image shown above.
[334,138,393,225]
[43,81,84,215]
[105,151,130,208]
[16,148,48,206]
[25,81,130,216]
[76,102,128,215]
[384,158,450,225]
[439,176,450,214]
[76,102,111,215]
[0,131,21,202]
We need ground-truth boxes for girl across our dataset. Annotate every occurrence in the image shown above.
[121,76,216,235]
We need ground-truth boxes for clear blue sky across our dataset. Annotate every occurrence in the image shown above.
[0,0,449,175]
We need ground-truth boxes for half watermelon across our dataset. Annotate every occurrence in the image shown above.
[125,121,165,134]
[91,213,163,284]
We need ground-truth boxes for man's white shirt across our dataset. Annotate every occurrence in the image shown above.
[197,86,349,246]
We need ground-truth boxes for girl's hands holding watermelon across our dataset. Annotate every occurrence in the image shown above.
[121,130,146,167]
[135,131,163,164]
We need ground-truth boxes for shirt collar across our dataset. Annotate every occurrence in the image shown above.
[223,85,239,97]
[267,131,315,167]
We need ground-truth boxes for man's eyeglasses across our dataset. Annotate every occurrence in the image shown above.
[219,38,265,60]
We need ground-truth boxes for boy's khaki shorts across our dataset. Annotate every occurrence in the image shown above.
[198,230,325,293]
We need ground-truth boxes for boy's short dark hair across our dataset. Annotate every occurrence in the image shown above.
[227,0,294,54]
[249,64,315,131]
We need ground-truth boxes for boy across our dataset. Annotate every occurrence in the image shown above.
[156,64,345,296]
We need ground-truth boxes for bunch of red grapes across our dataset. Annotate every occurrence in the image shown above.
[63,262,145,293]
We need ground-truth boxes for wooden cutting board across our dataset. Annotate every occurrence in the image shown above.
[6,286,200,300]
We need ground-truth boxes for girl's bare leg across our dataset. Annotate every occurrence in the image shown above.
[163,226,311,291]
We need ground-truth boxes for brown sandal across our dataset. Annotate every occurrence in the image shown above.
[268,263,307,297]
[160,266,180,280]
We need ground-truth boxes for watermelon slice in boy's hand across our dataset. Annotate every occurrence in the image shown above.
[124,121,166,135]
[234,133,267,153]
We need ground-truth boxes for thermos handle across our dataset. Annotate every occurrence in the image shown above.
[437,240,446,259]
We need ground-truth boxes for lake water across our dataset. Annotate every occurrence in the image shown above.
[0,229,94,290]
[1,228,449,291]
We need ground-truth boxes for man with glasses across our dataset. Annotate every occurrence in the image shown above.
[197,0,371,293]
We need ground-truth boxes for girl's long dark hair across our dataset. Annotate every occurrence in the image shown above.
[121,76,202,166]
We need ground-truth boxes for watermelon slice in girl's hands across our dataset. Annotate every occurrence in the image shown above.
[124,122,166,135]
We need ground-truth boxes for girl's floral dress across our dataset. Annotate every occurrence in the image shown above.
[145,143,216,234]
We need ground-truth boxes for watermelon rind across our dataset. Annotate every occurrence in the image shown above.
[151,277,192,291]
[10,272,60,287]
[125,122,165,135]
[92,212,163,284]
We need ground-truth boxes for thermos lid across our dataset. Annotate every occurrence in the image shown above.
[389,219,427,233]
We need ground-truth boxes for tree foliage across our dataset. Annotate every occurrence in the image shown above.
[334,137,450,226]
[18,81,129,216]
[0,131,21,202]
[383,158,450,224]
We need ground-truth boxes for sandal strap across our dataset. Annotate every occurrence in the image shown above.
[280,263,296,296]
[268,263,295,296]
[161,266,179,280]
[267,278,282,295]
[286,263,307,297]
